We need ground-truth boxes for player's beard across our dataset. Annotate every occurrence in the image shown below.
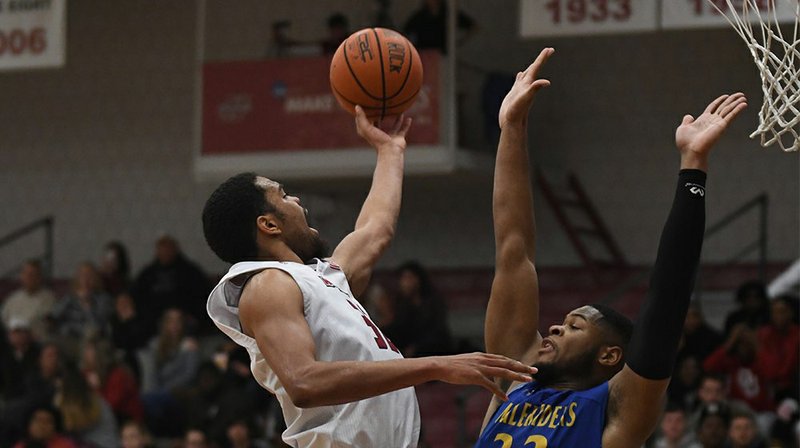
[295,231,329,264]
[533,346,598,388]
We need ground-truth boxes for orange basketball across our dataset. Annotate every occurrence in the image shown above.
[330,27,423,120]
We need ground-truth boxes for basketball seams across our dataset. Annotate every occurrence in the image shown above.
[371,28,388,121]
[385,37,414,100]
[342,33,383,102]
[333,83,421,114]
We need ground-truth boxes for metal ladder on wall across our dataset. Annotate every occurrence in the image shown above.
[535,168,628,283]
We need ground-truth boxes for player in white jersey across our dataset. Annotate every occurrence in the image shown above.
[202,107,537,447]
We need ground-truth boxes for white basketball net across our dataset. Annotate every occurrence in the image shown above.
[709,0,800,151]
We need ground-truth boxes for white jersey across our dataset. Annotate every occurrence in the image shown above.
[207,259,420,447]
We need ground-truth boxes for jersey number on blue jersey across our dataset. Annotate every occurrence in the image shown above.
[493,433,548,447]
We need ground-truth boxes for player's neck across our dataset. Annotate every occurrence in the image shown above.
[539,373,604,391]
[258,242,303,264]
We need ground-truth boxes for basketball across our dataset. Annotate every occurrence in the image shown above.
[329,27,423,120]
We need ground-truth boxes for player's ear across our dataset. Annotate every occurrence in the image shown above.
[598,345,623,367]
[257,214,282,236]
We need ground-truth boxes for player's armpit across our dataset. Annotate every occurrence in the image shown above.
[602,366,669,447]
[329,218,395,297]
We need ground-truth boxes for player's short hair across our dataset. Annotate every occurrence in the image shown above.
[202,172,278,264]
[590,303,633,350]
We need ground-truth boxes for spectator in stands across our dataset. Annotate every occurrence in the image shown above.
[403,0,477,53]
[225,419,266,448]
[724,281,770,336]
[321,13,349,55]
[141,308,199,437]
[120,421,153,448]
[704,324,775,413]
[668,356,703,412]
[688,375,729,429]
[13,406,76,448]
[757,295,800,401]
[0,318,40,401]
[131,235,212,334]
[99,241,131,297]
[0,343,63,446]
[651,402,696,448]
[184,428,209,448]
[1,260,56,341]
[80,336,144,424]
[727,410,766,448]
[109,291,150,381]
[56,367,119,448]
[384,261,453,357]
[51,262,114,353]
[689,402,731,448]
[680,304,724,362]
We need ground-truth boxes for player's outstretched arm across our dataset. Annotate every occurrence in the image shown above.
[239,269,536,408]
[604,93,747,447]
[485,48,554,362]
[330,106,412,297]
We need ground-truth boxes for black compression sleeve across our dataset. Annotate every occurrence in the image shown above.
[626,169,706,380]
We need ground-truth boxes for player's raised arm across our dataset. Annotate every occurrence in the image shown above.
[239,269,536,407]
[604,93,747,447]
[330,106,412,296]
[485,48,554,362]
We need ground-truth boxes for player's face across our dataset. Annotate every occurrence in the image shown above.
[259,177,327,262]
[534,306,606,382]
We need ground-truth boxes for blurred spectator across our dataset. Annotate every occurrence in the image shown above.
[688,375,729,430]
[13,406,76,448]
[141,309,199,437]
[652,402,696,448]
[225,420,266,448]
[689,402,731,448]
[120,421,153,448]
[724,281,770,336]
[131,235,212,334]
[109,291,150,381]
[1,260,56,341]
[99,241,131,297]
[80,336,144,424]
[704,325,774,412]
[768,258,800,298]
[184,428,209,448]
[757,295,799,401]
[0,343,63,446]
[56,367,119,448]
[0,319,41,401]
[51,262,114,354]
[680,304,724,362]
[403,0,477,53]
[668,356,703,412]
[321,13,349,55]
[383,261,453,357]
[727,410,766,448]
[267,20,297,58]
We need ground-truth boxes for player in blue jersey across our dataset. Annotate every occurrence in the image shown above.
[476,48,748,447]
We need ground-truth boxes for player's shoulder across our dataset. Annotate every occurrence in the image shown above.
[240,268,302,309]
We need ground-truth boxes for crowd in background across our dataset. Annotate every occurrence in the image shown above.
[0,231,797,448]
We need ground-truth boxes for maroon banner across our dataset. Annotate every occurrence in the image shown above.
[202,51,440,154]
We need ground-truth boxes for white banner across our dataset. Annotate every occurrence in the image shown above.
[0,0,66,71]
[662,0,799,29]
[520,0,658,37]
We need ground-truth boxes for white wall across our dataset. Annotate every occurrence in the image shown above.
[0,0,796,279]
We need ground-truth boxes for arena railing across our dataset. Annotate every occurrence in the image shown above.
[0,216,54,280]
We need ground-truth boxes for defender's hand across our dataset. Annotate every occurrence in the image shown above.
[355,105,412,152]
[499,47,554,129]
[676,93,747,158]
[434,353,537,401]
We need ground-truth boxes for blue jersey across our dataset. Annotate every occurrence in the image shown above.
[476,381,609,447]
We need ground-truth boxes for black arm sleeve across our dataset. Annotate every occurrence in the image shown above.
[626,169,706,380]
